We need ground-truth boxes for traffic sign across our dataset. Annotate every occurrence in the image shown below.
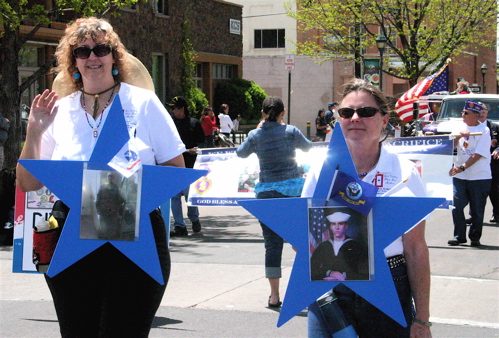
[285,54,295,70]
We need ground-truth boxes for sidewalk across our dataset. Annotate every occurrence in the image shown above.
[1,204,498,337]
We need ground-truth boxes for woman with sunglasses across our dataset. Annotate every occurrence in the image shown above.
[17,17,185,337]
[237,96,312,308]
[303,79,432,337]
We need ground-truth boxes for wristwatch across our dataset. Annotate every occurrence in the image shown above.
[459,165,466,171]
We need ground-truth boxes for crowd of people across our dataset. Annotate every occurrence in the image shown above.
[3,14,497,338]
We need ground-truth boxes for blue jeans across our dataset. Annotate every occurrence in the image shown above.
[171,187,199,228]
[308,264,414,338]
[256,190,290,279]
[452,177,491,242]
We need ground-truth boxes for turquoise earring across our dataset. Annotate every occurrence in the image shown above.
[73,72,81,79]
[112,68,119,76]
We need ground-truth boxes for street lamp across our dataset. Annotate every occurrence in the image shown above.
[376,33,387,91]
[480,63,488,93]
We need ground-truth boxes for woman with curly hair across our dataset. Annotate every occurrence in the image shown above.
[17,17,185,337]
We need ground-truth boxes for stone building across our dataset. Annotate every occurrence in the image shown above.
[16,0,243,108]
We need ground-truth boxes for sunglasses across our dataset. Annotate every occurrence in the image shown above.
[73,44,113,59]
[338,107,379,118]
[462,110,478,116]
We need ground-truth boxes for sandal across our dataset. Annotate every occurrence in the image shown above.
[268,296,282,308]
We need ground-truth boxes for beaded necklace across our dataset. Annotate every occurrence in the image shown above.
[81,83,117,138]
[80,82,119,117]
[357,161,379,179]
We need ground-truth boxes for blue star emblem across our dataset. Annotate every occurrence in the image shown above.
[238,125,444,327]
[19,95,206,284]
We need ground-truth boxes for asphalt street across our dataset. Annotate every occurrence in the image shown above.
[1,201,498,337]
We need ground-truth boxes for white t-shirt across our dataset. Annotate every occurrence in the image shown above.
[233,119,240,132]
[218,113,234,133]
[302,146,426,257]
[452,121,491,180]
[41,83,185,165]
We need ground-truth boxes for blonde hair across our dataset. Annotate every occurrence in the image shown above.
[53,17,131,92]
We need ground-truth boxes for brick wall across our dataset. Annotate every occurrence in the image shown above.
[110,0,242,100]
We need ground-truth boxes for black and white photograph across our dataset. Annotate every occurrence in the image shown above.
[80,167,140,241]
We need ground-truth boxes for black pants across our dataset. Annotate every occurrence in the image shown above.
[45,210,170,338]
[490,160,499,218]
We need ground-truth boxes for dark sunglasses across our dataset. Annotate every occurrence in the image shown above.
[462,110,478,115]
[338,107,379,118]
[73,44,113,59]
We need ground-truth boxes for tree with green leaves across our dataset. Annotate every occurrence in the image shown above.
[0,0,141,169]
[179,18,208,118]
[213,78,267,124]
[288,0,496,85]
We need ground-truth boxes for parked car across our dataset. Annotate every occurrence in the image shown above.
[422,94,499,135]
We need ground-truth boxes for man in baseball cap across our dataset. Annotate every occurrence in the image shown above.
[448,99,491,247]
[167,96,188,109]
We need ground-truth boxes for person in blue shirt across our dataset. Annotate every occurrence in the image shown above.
[236,96,312,308]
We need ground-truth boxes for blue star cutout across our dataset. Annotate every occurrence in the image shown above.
[19,95,206,284]
[238,124,444,327]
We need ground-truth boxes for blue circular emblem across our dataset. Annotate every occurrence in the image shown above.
[124,150,138,162]
[346,182,362,200]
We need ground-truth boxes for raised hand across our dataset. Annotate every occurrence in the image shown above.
[28,89,59,137]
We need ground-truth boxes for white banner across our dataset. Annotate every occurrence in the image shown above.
[189,136,454,208]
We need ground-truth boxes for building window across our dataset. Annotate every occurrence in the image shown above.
[194,63,203,89]
[122,3,137,11]
[19,44,45,108]
[152,54,166,102]
[213,63,234,79]
[155,0,169,15]
[254,29,285,49]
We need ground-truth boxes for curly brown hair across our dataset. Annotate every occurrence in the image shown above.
[53,17,131,93]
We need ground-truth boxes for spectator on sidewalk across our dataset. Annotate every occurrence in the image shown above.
[0,113,10,169]
[201,106,218,148]
[232,114,242,143]
[218,103,234,139]
[315,109,327,141]
[448,100,491,247]
[168,96,205,236]
[324,102,339,126]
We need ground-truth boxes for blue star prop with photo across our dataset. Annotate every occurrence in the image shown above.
[238,124,444,327]
[19,95,206,284]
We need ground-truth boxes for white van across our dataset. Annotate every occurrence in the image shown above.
[422,94,499,135]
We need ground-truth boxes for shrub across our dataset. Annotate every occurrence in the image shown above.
[213,78,266,123]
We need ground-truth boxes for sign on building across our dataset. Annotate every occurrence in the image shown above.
[230,19,241,35]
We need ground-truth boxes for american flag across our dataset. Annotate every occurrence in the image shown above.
[309,208,330,254]
[395,63,449,123]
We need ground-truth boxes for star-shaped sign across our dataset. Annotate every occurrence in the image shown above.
[19,95,206,284]
[238,124,444,327]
